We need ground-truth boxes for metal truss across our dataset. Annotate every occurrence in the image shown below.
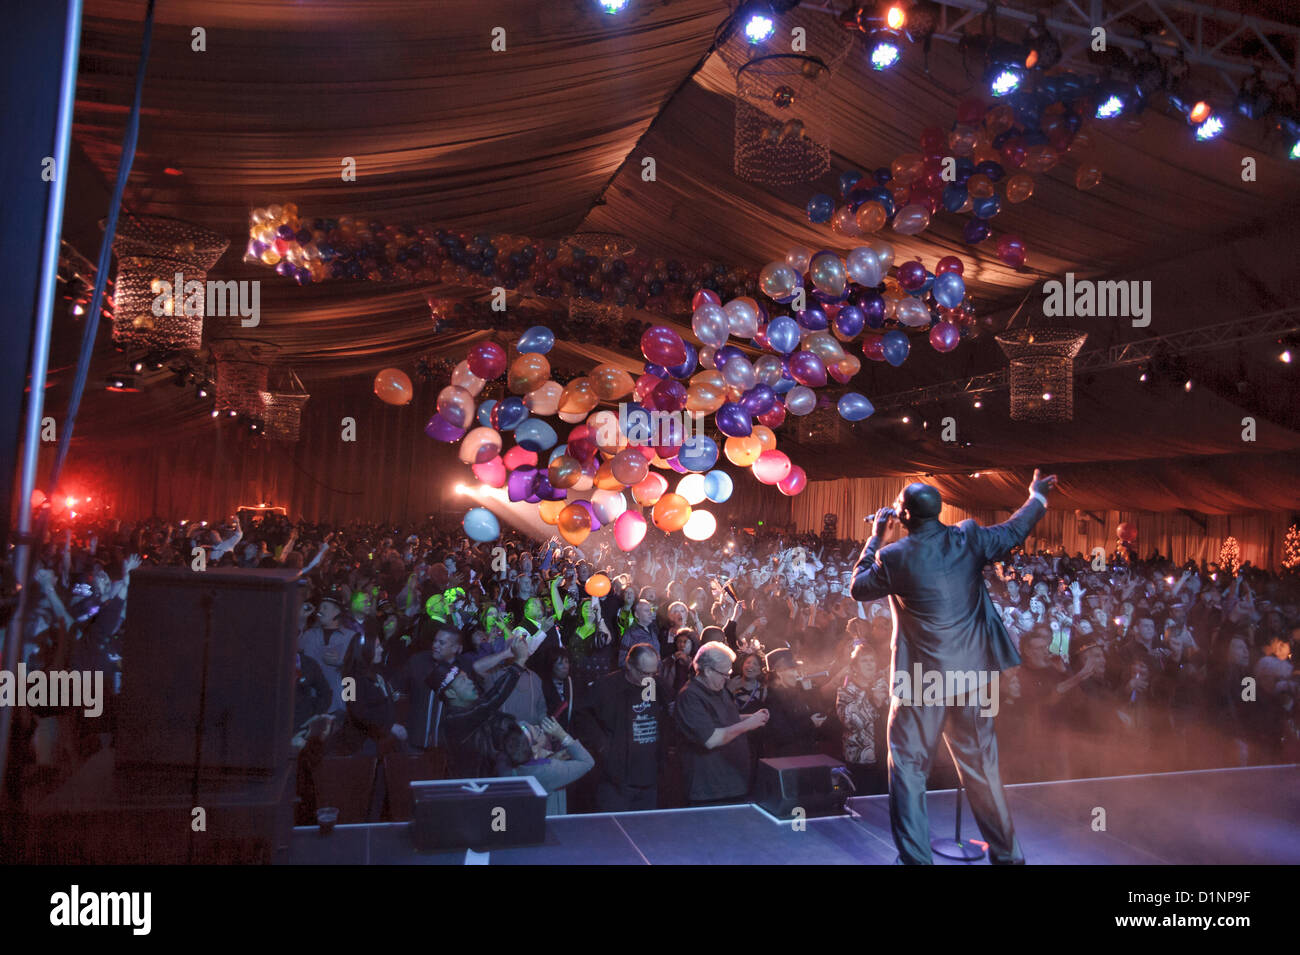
[869,306,1300,412]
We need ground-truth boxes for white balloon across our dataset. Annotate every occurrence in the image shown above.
[591,489,629,524]
[682,509,717,541]
[676,473,707,506]
[846,246,884,287]
[785,246,813,274]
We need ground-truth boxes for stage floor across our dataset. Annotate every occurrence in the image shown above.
[288,764,1300,865]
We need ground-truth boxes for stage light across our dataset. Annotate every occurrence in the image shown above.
[1235,73,1272,120]
[1042,392,1052,400]
[989,67,1022,97]
[196,383,209,399]
[211,408,220,418]
[973,399,982,408]
[1184,379,1193,392]
[868,31,902,70]
[1194,114,1224,141]
[1022,21,1061,70]
[66,497,76,508]
[597,0,630,12]
[1278,117,1300,159]
[132,360,145,373]
[1139,370,1148,382]
[742,3,776,44]
[901,415,910,423]
[72,303,85,316]
[885,4,905,30]
[1189,100,1212,124]
[1282,349,1293,364]
[1096,93,1125,119]
[455,483,469,495]
[226,408,238,418]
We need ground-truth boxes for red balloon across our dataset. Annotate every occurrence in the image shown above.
[995,235,1026,268]
[929,321,961,353]
[757,405,786,428]
[935,255,963,277]
[777,465,807,496]
[466,341,508,380]
[692,289,722,312]
[862,335,886,362]
[919,126,946,156]
[1117,522,1138,544]
[641,326,688,367]
[567,425,597,462]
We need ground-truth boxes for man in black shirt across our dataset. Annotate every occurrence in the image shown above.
[575,644,668,811]
[427,639,531,777]
[673,641,769,805]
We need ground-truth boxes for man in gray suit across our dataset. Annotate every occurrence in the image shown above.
[851,469,1058,865]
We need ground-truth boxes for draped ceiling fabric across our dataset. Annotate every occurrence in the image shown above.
[35,0,1300,549]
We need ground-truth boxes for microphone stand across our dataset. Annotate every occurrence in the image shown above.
[930,746,986,861]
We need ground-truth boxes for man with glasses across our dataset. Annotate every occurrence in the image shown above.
[674,642,769,806]
[574,644,669,812]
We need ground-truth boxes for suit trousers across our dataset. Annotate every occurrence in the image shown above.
[887,696,1024,865]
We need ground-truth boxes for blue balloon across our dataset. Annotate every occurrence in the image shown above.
[513,418,557,452]
[495,396,528,431]
[767,315,801,354]
[463,507,500,542]
[795,307,828,331]
[517,326,555,355]
[942,183,969,213]
[703,469,734,504]
[839,170,863,197]
[547,443,569,465]
[714,345,744,369]
[971,194,1002,219]
[933,271,966,309]
[834,305,865,338]
[476,399,497,427]
[772,375,796,395]
[714,402,752,438]
[667,342,697,380]
[866,187,895,216]
[806,193,835,224]
[678,433,719,472]
[882,330,910,367]
[837,392,876,422]
[975,160,1005,182]
[644,362,669,378]
[739,383,777,416]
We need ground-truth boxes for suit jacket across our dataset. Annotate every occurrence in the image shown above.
[850,496,1046,700]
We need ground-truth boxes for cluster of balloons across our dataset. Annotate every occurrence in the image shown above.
[803,88,1106,266]
[430,325,751,550]
[247,206,760,309]
[755,241,976,366]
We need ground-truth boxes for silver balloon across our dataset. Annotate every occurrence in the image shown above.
[698,344,717,371]
[753,354,784,387]
[868,240,895,274]
[759,261,801,302]
[809,252,847,297]
[691,303,730,348]
[897,298,931,327]
[722,355,756,392]
[785,245,813,273]
[846,246,884,287]
[784,385,817,416]
[892,203,932,236]
[724,297,760,339]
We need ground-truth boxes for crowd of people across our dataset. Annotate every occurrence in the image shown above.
[3,507,1297,819]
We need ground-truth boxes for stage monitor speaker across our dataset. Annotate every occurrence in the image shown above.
[754,754,851,819]
[117,566,302,776]
[411,776,547,851]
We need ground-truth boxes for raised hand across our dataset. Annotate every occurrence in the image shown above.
[1029,468,1058,498]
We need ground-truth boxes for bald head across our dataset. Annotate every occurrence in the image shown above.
[897,482,942,528]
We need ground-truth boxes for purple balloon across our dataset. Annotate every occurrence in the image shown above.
[897,260,927,291]
[858,291,886,328]
[739,383,777,416]
[575,499,602,531]
[789,350,828,388]
[651,377,687,412]
[507,466,539,502]
[714,345,745,370]
[425,415,467,443]
[834,305,866,338]
[795,307,828,331]
[667,456,689,474]
[963,218,991,244]
[643,362,669,378]
[667,342,697,380]
[714,401,753,438]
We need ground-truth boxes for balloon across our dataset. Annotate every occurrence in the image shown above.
[766,315,801,354]
[933,271,966,309]
[785,246,813,273]
[587,410,623,453]
[777,465,807,496]
[831,205,861,237]
[585,573,612,597]
[1075,163,1103,191]
[517,326,555,354]
[574,499,602,532]
[611,448,650,486]
[809,252,847,297]
[462,508,500,542]
[892,203,932,235]
[757,405,786,428]
[795,307,828,331]
[631,472,668,506]
[594,460,624,491]
[374,368,413,406]
[829,354,861,383]
[929,321,961,353]
[451,360,486,397]
[691,289,722,311]
[508,353,551,394]
[425,414,465,443]
[538,499,566,525]
[614,510,648,551]
[967,173,995,198]
[995,235,1027,268]
[714,345,744,371]
[896,298,931,327]
[1005,173,1035,203]
[854,201,888,234]
[502,445,538,470]
[1117,522,1138,544]
[806,193,835,223]
[566,425,598,462]
[590,364,635,401]
[714,401,753,438]
[752,449,792,485]
[559,377,599,415]
[558,502,592,546]
[862,335,886,362]
[789,350,827,387]
[641,325,688,367]
[514,417,558,452]
[548,454,582,489]
[896,260,927,291]
[935,255,963,277]
[837,392,875,421]
[476,399,497,427]
[436,385,475,428]
[724,434,762,467]
[833,305,865,339]
[652,493,691,532]
[718,356,754,395]
[590,489,628,525]
[687,379,727,414]
[845,246,883,288]
[473,455,508,488]
[676,473,707,506]
[525,381,563,417]
[467,341,507,380]
[692,303,730,348]
[682,509,717,542]
[722,298,759,340]
[507,466,539,502]
[881,329,910,367]
[962,218,991,244]
[785,385,816,416]
[738,383,777,417]
[703,469,734,503]
[971,194,1002,219]
[758,261,800,303]
[493,396,529,431]
[678,433,719,471]
[458,426,502,464]
[750,425,776,452]
[650,377,687,413]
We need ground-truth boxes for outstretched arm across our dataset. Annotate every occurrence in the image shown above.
[975,469,1057,562]
[850,507,897,602]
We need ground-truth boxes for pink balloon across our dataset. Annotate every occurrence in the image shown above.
[929,321,961,353]
[503,445,538,470]
[757,405,786,428]
[641,326,688,367]
[777,464,806,496]
[752,449,792,485]
[614,510,648,552]
[472,456,508,488]
[692,289,722,312]
[467,341,508,380]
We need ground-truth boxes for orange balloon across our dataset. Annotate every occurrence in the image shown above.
[1075,163,1103,191]
[585,573,611,597]
[587,410,624,454]
[373,368,413,406]
[690,370,725,391]
[559,377,599,415]
[538,499,566,525]
[652,492,691,533]
[594,460,625,491]
[508,353,550,395]
[855,201,887,234]
[751,425,777,453]
[890,153,924,184]
[1005,173,1035,203]
[724,434,762,467]
[589,363,635,401]
[558,502,591,545]
[548,454,582,489]
[967,174,995,199]
[632,472,668,506]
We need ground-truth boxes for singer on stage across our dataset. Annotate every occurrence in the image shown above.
[850,469,1058,865]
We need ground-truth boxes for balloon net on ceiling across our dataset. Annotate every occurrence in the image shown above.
[259,392,311,442]
[210,340,278,417]
[734,53,834,184]
[997,328,1088,422]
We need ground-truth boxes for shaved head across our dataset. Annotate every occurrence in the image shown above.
[896,483,942,528]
